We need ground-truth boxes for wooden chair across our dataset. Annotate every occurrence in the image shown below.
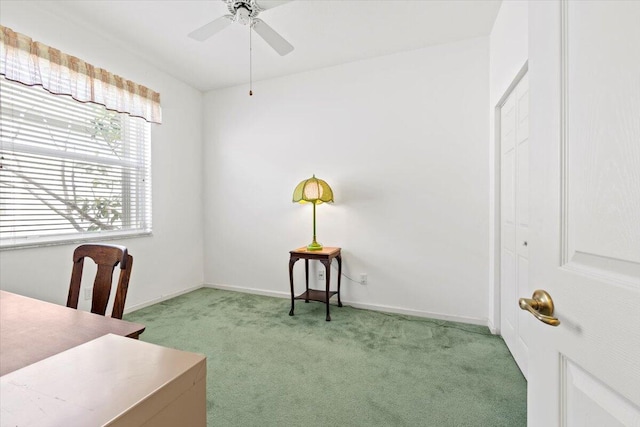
[66,244,133,320]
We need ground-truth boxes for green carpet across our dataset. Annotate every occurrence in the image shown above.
[125,288,526,426]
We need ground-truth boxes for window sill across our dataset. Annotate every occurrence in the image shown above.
[0,231,153,251]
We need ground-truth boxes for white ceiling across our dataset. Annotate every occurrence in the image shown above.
[34,0,501,92]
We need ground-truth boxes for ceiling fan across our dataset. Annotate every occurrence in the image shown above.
[188,0,294,56]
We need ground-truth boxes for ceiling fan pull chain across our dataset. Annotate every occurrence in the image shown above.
[249,22,253,96]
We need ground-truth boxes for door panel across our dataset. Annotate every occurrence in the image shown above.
[562,357,640,427]
[502,248,516,337]
[502,151,516,233]
[565,0,640,271]
[516,84,529,143]
[528,1,640,425]
[516,141,529,232]
[516,256,530,353]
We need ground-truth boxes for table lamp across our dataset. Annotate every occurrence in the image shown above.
[292,175,333,251]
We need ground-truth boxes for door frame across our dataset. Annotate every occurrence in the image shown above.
[490,61,528,335]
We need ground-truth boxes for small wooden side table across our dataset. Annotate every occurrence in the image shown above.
[288,246,342,321]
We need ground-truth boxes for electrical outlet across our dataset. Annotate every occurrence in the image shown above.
[318,270,325,281]
[84,288,92,301]
[360,274,368,285]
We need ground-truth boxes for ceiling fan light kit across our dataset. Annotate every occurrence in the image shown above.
[234,6,253,25]
[188,0,294,96]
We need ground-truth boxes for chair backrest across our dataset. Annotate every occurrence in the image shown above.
[66,244,133,320]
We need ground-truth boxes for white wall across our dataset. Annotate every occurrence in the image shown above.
[488,1,529,331]
[203,37,490,324]
[0,4,502,326]
[0,2,205,311]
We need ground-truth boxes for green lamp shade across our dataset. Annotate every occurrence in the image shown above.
[292,175,333,251]
[292,175,334,204]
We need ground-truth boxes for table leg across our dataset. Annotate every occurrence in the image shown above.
[304,259,310,303]
[289,256,299,316]
[336,254,343,307]
[322,259,331,321]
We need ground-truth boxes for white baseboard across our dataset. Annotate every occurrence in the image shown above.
[204,283,488,328]
[204,283,290,299]
[124,284,204,314]
[345,301,488,327]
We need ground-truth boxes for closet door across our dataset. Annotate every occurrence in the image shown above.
[500,73,530,378]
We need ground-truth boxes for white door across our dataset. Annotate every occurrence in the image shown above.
[528,1,640,426]
[500,73,531,378]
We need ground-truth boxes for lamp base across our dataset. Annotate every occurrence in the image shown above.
[307,241,323,251]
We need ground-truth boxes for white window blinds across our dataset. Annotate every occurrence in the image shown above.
[0,78,152,248]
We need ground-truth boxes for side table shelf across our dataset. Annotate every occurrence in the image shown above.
[294,289,338,304]
[288,247,342,321]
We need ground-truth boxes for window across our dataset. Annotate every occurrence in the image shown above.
[0,78,152,248]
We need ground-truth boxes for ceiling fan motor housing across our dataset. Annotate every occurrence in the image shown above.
[227,0,262,25]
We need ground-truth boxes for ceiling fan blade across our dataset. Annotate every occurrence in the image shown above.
[188,15,233,41]
[257,0,293,11]
[252,19,294,56]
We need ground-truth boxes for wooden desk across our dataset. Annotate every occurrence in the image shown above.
[0,334,206,427]
[0,290,145,376]
[288,246,342,321]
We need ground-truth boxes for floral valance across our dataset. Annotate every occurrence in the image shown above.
[0,25,161,124]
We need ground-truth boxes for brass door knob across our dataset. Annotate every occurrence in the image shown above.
[519,290,560,326]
